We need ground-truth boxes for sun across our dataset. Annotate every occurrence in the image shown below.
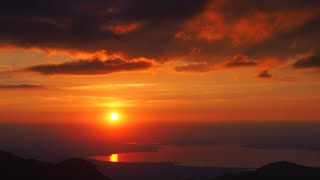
[109,112,119,122]
[109,154,118,162]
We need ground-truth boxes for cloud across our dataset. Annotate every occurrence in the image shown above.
[0,0,208,58]
[294,54,320,69]
[0,84,44,89]
[26,58,153,75]
[114,0,209,21]
[174,54,278,73]
[174,63,211,72]
[172,0,320,69]
[177,0,318,46]
[101,22,142,35]
[0,0,320,72]
[256,70,272,78]
[225,54,258,67]
[0,45,122,60]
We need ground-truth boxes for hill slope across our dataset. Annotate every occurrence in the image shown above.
[0,150,111,180]
[212,161,320,180]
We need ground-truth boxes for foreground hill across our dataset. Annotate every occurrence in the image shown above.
[93,160,244,180]
[0,150,111,180]
[212,161,320,180]
[1,149,319,180]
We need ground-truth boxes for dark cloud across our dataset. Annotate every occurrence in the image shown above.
[175,55,270,73]
[0,0,320,66]
[0,84,44,89]
[0,0,208,58]
[114,0,208,21]
[27,58,153,75]
[257,70,272,78]
[294,54,320,69]
[221,0,320,21]
[225,55,258,67]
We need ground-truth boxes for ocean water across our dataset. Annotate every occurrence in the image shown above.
[90,144,320,168]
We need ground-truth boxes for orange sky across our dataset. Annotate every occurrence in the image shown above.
[1,0,320,125]
[0,47,320,124]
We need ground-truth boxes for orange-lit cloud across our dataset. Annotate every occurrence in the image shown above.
[174,31,190,40]
[0,45,123,60]
[102,22,142,35]
[229,11,316,46]
[176,0,318,46]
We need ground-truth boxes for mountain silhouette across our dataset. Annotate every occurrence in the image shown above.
[0,150,111,180]
[1,149,320,180]
[212,161,320,180]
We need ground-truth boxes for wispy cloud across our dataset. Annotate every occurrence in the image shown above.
[294,53,320,69]
[26,58,154,75]
[225,54,258,67]
[0,84,44,89]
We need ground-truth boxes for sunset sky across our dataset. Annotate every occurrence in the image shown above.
[1,0,320,124]
[1,1,320,169]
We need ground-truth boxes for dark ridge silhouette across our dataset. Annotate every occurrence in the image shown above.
[1,149,320,180]
[212,161,320,180]
[0,150,111,180]
[93,160,245,180]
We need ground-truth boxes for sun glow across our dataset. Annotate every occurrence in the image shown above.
[110,154,118,162]
[109,112,119,122]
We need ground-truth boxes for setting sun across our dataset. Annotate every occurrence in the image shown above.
[109,112,119,122]
[109,154,118,162]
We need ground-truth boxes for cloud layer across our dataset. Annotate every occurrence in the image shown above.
[27,58,153,75]
[1,0,320,74]
[0,84,44,89]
